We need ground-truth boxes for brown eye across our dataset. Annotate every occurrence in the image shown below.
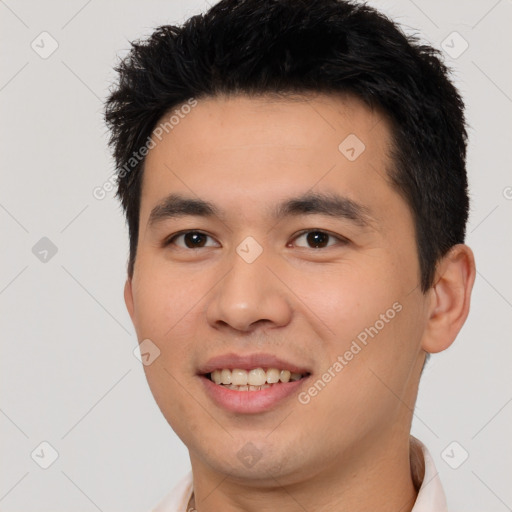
[184,232,207,247]
[292,230,347,249]
[305,231,329,248]
[166,231,219,249]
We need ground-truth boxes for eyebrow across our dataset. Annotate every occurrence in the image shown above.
[147,192,375,228]
[272,192,375,228]
[148,194,221,227]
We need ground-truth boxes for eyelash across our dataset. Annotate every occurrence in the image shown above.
[163,229,349,250]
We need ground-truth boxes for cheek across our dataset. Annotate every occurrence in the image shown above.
[295,299,423,443]
[289,257,420,390]
[288,261,398,340]
[131,259,212,382]
[131,260,200,338]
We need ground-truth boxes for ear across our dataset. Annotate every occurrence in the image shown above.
[124,277,135,321]
[421,244,476,354]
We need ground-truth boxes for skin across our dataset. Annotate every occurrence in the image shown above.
[124,93,476,512]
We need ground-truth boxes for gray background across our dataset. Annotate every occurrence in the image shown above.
[0,0,511,510]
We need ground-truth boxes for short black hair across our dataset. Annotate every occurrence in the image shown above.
[105,0,469,292]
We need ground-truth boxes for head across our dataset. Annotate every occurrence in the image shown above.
[105,0,475,488]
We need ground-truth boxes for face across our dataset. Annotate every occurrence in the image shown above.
[125,93,431,485]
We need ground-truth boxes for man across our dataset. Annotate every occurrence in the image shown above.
[104,0,475,510]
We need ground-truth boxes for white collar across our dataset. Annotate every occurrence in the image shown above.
[152,437,447,512]
[410,437,448,512]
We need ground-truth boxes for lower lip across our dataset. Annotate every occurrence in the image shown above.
[199,375,309,414]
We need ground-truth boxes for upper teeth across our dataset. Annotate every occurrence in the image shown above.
[210,368,303,386]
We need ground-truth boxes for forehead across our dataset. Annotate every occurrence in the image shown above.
[148,92,391,154]
[140,92,399,224]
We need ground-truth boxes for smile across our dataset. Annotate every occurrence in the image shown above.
[197,352,312,413]
[207,367,307,391]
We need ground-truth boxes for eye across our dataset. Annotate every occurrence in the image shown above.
[290,229,348,249]
[164,230,220,249]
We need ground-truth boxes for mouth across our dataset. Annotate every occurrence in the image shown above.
[197,353,312,413]
[204,367,311,391]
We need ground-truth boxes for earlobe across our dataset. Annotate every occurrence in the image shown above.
[124,278,135,321]
[421,244,476,354]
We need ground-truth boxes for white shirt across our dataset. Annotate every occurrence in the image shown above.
[152,437,447,512]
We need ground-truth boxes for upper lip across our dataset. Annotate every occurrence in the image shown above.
[197,352,312,375]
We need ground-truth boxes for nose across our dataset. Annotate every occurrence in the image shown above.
[206,248,293,333]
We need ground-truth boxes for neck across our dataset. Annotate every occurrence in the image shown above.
[188,433,419,512]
